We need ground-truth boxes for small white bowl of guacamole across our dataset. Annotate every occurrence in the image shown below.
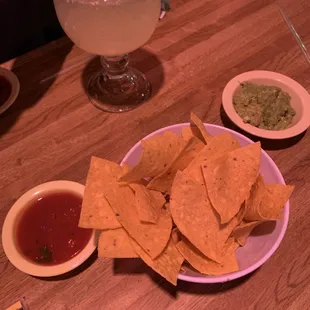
[222,71,310,139]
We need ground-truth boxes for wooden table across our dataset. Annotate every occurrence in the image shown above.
[1,0,310,309]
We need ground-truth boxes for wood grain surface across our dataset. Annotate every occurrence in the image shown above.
[1,0,310,309]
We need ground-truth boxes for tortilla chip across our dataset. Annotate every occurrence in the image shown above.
[171,227,182,245]
[218,202,246,244]
[133,178,149,186]
[119,132,186,183]
[181,126,207,143]
[259,183,294,220]
[147,137,204,192]
[185,132,240,184]
[181,127,195,141]
[79,157,122,230]
[98,228,138,258]
[163,202,171,217]
[121,162,131,172]
[245,176,294,221]
[202,142,261,224]
[176,237,239,275]
[190,112,212,144]
[152,191,166,206]
[232,220,262,246]
[103,184,172,259]
[130,237,184,286]
[129,183,165,223]
[170,170,226,262]
[244,174,266,221]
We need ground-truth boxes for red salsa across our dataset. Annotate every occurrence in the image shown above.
[0,75,12,106]
[16,192,92,265]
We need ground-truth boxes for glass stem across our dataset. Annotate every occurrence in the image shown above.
[100,54,129,78]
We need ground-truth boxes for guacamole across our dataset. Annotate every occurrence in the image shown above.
[233,82,296,130]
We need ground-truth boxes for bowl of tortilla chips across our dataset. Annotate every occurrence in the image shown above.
[78,113,294,285]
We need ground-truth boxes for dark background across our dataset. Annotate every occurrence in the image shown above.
[0,0,64,63]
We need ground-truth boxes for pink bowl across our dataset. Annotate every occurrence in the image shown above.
[121,124,289,284]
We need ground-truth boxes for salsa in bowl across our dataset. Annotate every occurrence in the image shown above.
[2,181,96,277]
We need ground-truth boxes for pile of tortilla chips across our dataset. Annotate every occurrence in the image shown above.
[78,113,294,286]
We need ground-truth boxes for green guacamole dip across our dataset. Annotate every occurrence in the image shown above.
[233,82,296,130]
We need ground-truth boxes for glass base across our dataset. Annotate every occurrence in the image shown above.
[87,67,151,113]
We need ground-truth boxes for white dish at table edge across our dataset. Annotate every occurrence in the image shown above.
[0,67,20,115]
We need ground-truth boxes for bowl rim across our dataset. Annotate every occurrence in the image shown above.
[222,70,310,139]
[0,67,20,115]
[2,180,96,277]
[121,123,289,284]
